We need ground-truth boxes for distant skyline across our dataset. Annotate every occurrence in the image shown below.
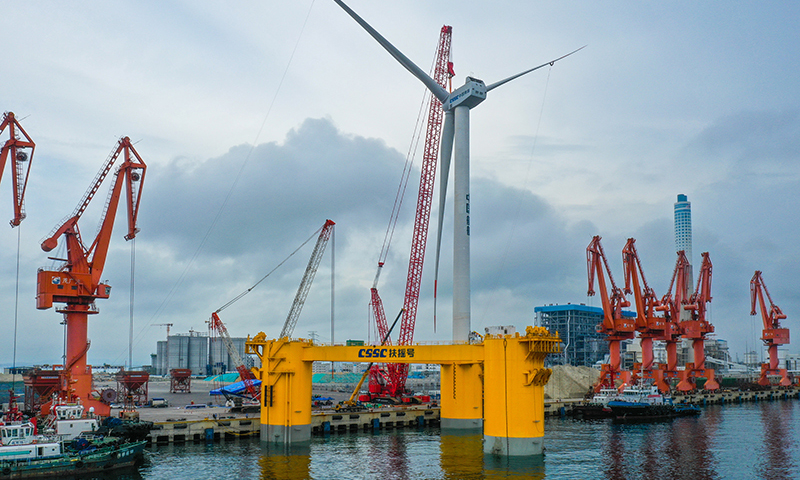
[2,1,798,367]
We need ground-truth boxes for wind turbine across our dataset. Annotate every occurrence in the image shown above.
[334,0,584,342]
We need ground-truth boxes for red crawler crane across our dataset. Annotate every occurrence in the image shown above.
[0,112,35,227]
[621,238,667,386]
[587,236,635,391]
[750,271,792,386]
[678,252,719,391]
[36,137,146,416]
[368,25,453,400]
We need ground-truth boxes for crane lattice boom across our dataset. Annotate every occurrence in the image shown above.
[0,112,36,227]
[280,219,336,339]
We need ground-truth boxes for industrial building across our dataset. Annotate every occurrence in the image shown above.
[534,304,633,367]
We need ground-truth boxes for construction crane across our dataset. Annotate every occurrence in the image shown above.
[586,235,635,391]
[750,271,792,386]
[678,251,719,391]
[280,219,335,339]
[0,112,35,227]
[621,238,666,386]
[210,312,259,399]
[368,25,453,400]
[36,137,146,416]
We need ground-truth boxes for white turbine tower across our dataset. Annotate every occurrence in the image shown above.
[334,0,583,342]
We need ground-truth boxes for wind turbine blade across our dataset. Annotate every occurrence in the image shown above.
[486,45,586,92]
[433,111,455,331]
[333,0,450,103]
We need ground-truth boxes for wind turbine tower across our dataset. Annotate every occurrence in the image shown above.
[334,0,583,341]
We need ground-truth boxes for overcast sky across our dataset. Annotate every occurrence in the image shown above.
[2,1,798,369]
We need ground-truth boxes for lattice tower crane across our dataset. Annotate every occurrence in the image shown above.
[677,251,719,391]
[210,312,259,399]
[621,238,666,384]
[750,270,792,386]
[586,235,634,391]
[36,137,146,416]
[368,25,453,399]
[0,112,35,227]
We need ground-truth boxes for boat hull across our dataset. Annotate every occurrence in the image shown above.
[0,440,146,479]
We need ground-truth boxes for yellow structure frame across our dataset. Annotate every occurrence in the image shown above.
[246,326,561,456]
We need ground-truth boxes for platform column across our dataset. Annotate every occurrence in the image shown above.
[483,327,561,456]
[257,339,313,444]
[440,362,483,430]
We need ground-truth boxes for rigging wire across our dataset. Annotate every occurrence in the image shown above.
[476,66,554,323]
[11,225,21,392]
[129,238,135,370]
[137,1,318,333]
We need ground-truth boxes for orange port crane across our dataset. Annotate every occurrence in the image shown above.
[654,250,692,391]
[621,238,667,385]
[368,25,453,400]
[36,137,146,416]
[587,235,635,391]
[678,251,719,391]
[750,271,792,386]
[0,112,35,227]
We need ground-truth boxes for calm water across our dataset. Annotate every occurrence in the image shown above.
[99,400,800,479]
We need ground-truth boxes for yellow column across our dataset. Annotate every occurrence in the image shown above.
[482,327,561,456]
[440,361,483,429]
[254,338,313,444]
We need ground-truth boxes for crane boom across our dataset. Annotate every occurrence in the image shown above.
[210,312,259,398]
[0,112,36,227]
[280,219,336,339]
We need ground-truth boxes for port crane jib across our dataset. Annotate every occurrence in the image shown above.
[750,270,792,386]
[0,112,36,227]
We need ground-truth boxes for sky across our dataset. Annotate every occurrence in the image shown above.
[2,1,799,369]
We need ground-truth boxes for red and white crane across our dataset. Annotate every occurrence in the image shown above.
[0,112,35,227]
[654,250,692,391]
[368,25,453,400]
[678,251,719,391]
[36,137,146,416]
[587,235,635,391]
[750,270,792,386]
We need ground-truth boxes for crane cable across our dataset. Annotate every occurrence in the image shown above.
[116,2,319,365]
[215,223,325,314]
[11,226,21,393]
[476,66,554,324]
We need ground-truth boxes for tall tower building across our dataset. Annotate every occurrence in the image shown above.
[674,194,694,309]
[674,194,693,263]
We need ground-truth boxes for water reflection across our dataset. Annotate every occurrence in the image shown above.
[758,401,797,480]
[260,443,311,480]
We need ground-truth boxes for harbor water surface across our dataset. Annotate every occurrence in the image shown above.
[120,400,797,479]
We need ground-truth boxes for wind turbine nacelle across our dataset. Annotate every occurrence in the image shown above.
[446,77,487,110]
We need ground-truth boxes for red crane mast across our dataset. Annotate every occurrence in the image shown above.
[369,25,453,399]
[750,270,792,386]
[36,137,146,415]
[0,112,35,227]
[586,236,635,391]
[621,238,666,384]
[678,251,719,391]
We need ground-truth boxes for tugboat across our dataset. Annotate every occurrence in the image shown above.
[608,384,700,421]
[0,392,147,478]
[572,387,621,419]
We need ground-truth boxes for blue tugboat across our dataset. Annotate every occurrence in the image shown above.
[608,384,700,421]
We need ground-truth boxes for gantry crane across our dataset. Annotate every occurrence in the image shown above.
[368,25,453,400]
[678,251,719,391]
[0,112,35,227]
[654,250,691,390]
[587,236,635,391]
[36,137,146,415]
[621,238,667,386]
[750,271,792,386]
